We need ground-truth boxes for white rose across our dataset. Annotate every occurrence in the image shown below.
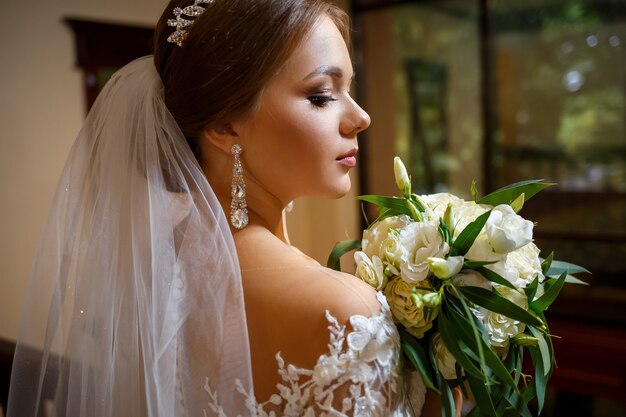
[485,205,533,254]
[379,231,407,269]
[453,200,491,234]
[354,251,387,290]
[384,277,437,338]
[473,287,528,348]
[465,234,506,263]
[432,333,460,380]
[419,193,464,222]
[484,259,520,287]
[420,194,492,237]
[505,242,545,288]
[399,221,449,283]
[362,215,411,259]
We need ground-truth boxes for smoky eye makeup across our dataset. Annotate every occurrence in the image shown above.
[305,83,338,108]
[307,95,338,107]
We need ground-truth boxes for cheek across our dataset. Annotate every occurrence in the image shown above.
[268,106,335,160]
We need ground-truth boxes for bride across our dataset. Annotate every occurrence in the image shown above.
[8,0,461,416]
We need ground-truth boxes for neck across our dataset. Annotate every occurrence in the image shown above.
[201,151,290,244]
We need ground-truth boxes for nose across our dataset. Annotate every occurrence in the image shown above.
[341,97,371,137]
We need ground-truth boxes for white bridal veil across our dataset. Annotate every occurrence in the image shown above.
[7,56,254,417]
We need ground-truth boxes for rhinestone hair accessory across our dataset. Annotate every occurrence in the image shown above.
[167,0,214,46]
[230,144,249,229]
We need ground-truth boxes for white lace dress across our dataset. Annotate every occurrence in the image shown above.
[204,293,427,417]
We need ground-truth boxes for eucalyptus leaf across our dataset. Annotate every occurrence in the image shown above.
[458,286,544,327]
[399,329,439,392]
[477,180,554,206]
[545,259,590,276]
[529,326,552,377]
[509,193,525,213]
[438,369,457,417]
[529,347,547,413]
[521,382,537,403]
[452,210,491,256]
[565,275,590,285]
[477,267,517,290]
[463,260,497,269]
[445,307,518,391]
[357,195,413,218]
[531,272,567,312]
[524,276,539,303]
[500,389,533,417]
[471,180,478,202]
[466,373,498,417]
[438,313,486,379]
[540,252,554,276]
[326,239,361,271]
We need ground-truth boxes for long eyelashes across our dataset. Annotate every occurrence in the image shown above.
[308,95,338,108]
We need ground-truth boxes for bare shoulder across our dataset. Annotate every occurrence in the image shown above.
[235,226,381,321]
[237,227,383,397]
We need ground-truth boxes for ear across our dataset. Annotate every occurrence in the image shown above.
[200,123,239,154]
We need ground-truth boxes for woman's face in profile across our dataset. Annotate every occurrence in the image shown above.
[233,15,371,204]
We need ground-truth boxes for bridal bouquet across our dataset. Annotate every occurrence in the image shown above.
[328,157,588,417]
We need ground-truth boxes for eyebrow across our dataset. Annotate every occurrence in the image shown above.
[302,65,353,81]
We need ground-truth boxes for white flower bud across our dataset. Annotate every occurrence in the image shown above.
[427,256,464,279]
[422,292,442,307]
[411,293,424,309]
[394,157,411,197]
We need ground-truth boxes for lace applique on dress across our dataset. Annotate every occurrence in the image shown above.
[204,293,426,417]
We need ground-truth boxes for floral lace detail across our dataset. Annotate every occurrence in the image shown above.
[204,293,425,417]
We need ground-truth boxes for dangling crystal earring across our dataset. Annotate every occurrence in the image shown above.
[230,144,248,229]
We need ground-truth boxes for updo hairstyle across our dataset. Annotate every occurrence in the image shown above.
[153,0,350,161]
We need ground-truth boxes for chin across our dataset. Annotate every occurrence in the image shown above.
[327,177,352,199]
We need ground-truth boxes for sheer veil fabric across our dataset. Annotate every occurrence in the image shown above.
[7,56,254,417]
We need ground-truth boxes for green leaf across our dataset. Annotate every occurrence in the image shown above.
[466,373,498,417]
[463,260,497,269]
[477,180,554,206]
[545,259,590,276]
[458,286,544,327]
[476,267,517,290]
[521,382,537,403]
[499,388,533,417]
[409,193,427,212]
[509,193,525,213]
[438,313,486,379]
[524,276,539,303]
[438,218,453,246]
[470,180,478,202]
[357,195,413,217]
[437,370,457,417]
[326,239,361,271]
[540,252,554,276]
[565,275,590,285]
[531,272,567,312]
[399,329,439,392]
[451,210,491,256]
[445,307,518,391]
[529,346,547,413]
[529,326,552,377]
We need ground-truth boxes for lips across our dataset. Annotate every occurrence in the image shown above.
[337,147,358,168]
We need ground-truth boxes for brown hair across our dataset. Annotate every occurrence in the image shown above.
[154,0,350,160]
